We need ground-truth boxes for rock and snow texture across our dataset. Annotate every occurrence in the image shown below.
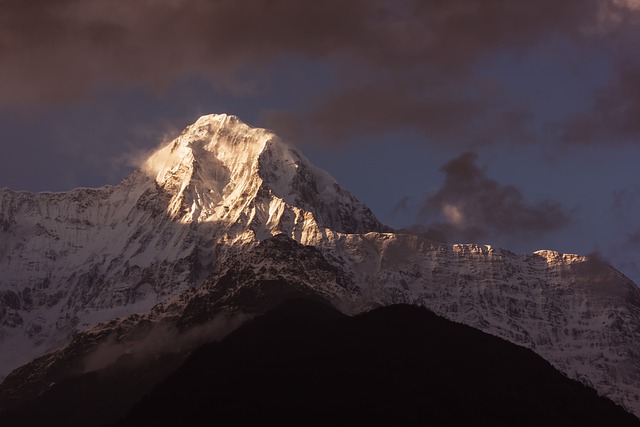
[0,114,386,381]
[321,235,640,415]
[142,114,386,235]
[1,113,640,415]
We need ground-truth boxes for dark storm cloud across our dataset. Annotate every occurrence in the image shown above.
[264,0,601,144]
[559,1,640,144]
[562,63,640,144]
[265,82,536,145]
[0,0,387,104]
[420,152,571,241]
[1,0,639,143]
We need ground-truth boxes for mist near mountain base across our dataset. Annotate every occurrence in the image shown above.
[82,312,251,374]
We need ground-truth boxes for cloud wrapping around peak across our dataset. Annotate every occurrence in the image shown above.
[420,152,571,242]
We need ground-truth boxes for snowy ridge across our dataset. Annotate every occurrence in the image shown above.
[315,233,640,414]
[0,114,386,381]
[141,114,386,235]
[1,114,640,416]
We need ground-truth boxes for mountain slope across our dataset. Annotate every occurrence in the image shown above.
[0,114,387,381]
[121,300,640,426]
[1,114,640,416]
[1,300,637,427]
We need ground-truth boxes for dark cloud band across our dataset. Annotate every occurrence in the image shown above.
[1,0,639,144]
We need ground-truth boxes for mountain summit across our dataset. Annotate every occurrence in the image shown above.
[142,113,386,235]
[0,114,386,380]
[1,114,640,418]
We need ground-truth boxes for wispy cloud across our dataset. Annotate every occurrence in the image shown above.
[419,152,571,242]
[83,312,250,373]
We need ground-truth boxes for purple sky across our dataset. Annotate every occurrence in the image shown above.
[1,0,639,283]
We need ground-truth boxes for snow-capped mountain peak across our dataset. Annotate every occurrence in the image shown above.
[141,113,387,234]
[0,114,387,383]
[3,113,640,418]
[142,113,273,222]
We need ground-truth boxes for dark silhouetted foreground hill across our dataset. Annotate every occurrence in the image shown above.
[119,299,638,427]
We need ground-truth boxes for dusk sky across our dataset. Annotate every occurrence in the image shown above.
[1,0,639,283]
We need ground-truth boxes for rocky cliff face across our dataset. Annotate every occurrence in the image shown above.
[1,114,639,416]
[0,114,387,381]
